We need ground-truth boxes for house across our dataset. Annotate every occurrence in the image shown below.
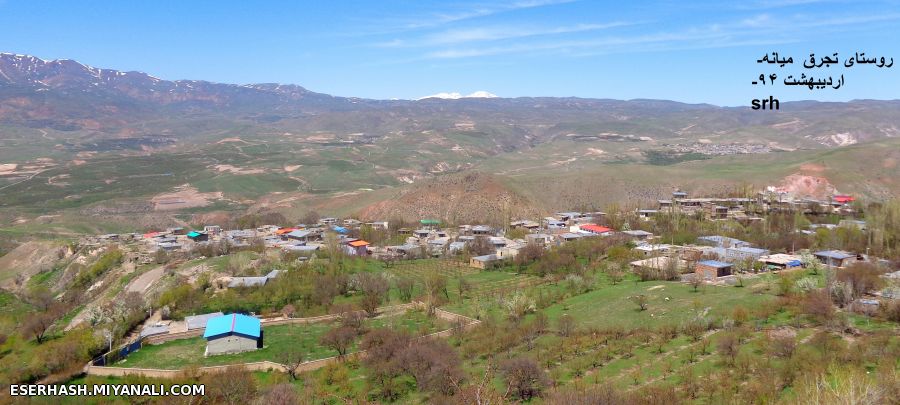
[634,244,674,257]
[472,225,493,236]
[203,313,262,356]
[140,323,170,339]
[725,246,769,262]
[813,250,859,268]
[286,230,311,242]
[332,226,349,235]
[838,219,866,231]
[204,225,222,236]
[622,230,654,241]
[413,229,432,238]
[283,244,319,253]
[365,221,389,230]
[757,254,802,271]
[637,209,658,220]
[420,219,441,229]
[488,237,507,248]
[525,233,553,246]
[696,260,733,280]
[320,217,338,225]
[343,218,362,227]
[629,256,688,273]
[697,235,751,249]
[346,240,370,256]
[185,312,225,331]
[427,237,449,255]
[555,212,582,222]
[832,194,855,205]
[579,224,613,236]
[510,220,541,230]
[559,233,584,242]
[470,254,500,269]
[448,241,467,254]
[187,231,208,242]
[227,270,281,288]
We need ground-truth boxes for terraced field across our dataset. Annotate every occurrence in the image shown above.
[387,259,544,299]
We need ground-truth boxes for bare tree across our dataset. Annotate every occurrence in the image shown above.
[501,357,550,401]
[278,348,304,380]
[321,326,357,358]
[630,294,649,311]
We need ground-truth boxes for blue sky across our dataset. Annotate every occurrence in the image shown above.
[1,0,898,105]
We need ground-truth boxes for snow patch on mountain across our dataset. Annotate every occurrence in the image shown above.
[417,91,498,100]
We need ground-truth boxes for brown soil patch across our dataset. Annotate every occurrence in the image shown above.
[778,173,836,198]
[283,165,302,172]
[216,137,250,144]
[150,185,223,211]
[0,163,18,175]
[213,164,266,175]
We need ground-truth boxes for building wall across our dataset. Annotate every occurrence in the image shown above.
[205,335,258,356]
[696,263,731,280]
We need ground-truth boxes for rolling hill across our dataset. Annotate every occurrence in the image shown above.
[1,52,900,232]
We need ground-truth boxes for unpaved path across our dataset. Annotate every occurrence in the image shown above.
[127,266,165,294]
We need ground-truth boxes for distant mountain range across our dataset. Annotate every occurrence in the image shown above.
[2,52,900,225]
[3,52,900,148]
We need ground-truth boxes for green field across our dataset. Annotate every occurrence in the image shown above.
[118,310,446,369]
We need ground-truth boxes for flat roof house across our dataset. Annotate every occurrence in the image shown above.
[696,260,733,280]
[697,235,751,249]
[187,231,208,242]
[203,314,262,356]
[725,246,769,262]
[470,254,500,269]
[814,250,859,268]
[185,312,224,331]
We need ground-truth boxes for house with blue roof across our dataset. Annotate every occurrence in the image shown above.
[813,250,859,268]
[696,260,734,280]
[203,313,262,356]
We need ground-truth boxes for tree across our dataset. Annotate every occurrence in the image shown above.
[836,262,885,299]
[469,237,496,256]
[358,273,390,317]
[396,277,415,302]
[803,289,835,324]
[717,332,740,366]
[23,305,63,344]
[201,366,257,405]
[279,348,305,380]
[457,276,472,301]
[301,211,320,225]
[501,357,550,401]
[258,384,298,405]
[606,263,625,285]
[690,275,704,292]
[320,326,356,358]
[557,314,575,337]
[630,294,648,311]
[398,339,464,396]
[361,329,412,401]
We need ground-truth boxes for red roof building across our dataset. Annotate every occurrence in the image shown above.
[833,195,854,204]
[580,224,613,234]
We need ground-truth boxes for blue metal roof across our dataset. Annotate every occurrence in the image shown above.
[814,250,854,260]
[332,226,349,234]
[698,260,732,268]
[203,313,261,339]
[786,260,802,267]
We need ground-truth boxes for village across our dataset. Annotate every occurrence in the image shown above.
[70,188,898,352]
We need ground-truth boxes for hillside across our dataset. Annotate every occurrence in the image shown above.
[357,171,540,224]
[2,53,900,233]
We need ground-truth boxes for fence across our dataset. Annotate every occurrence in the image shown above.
[85,304,479,379]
